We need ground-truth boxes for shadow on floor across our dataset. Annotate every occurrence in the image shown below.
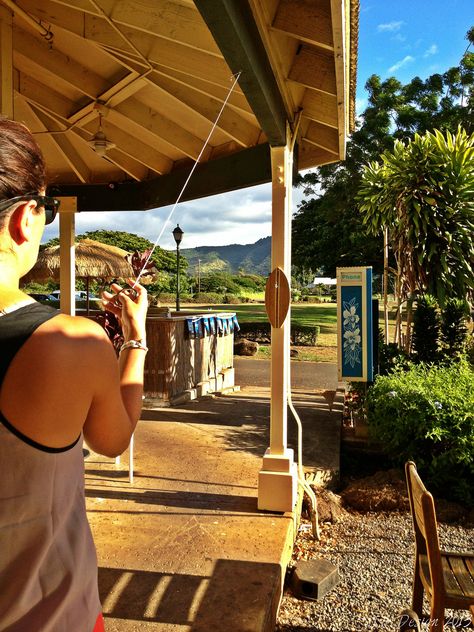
[141,392,340,470]
[85,486,258,513]
[99,559,281,631]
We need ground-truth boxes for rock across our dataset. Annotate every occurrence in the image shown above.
[340,468,410,512]
[303,489,348,523]
[234,338,259,356]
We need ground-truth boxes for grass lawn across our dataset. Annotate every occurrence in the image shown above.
[183,300,405,363]
[187,302,339,362]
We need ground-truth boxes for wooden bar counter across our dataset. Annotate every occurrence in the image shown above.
[144,310,236,405]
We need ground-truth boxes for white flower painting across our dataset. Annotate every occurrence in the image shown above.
[342,296,361,368]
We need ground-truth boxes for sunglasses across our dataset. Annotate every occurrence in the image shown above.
[0,193,60,225]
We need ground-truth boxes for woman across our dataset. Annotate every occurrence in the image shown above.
[0,116,148,630]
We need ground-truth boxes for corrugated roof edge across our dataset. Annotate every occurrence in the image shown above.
[349,0,360,133]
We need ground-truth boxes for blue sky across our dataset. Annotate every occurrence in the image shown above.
[42,2,473,250]
[357,0,473,113]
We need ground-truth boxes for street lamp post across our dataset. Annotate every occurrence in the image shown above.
[172,224,184,311]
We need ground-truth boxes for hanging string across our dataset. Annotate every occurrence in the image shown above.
[132,71,242,287]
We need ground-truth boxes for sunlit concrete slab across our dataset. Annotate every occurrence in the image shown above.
[85,376,341,631]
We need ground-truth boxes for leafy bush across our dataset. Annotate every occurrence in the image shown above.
[237,321,320,346]
[223,294,241,304]
[193,292,223,304]
[412,294,440,362]
[378,341,410,376]
[367,358,474,506]
[441,297,469,358]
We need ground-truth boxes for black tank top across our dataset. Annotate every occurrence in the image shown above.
[0,302,58,385]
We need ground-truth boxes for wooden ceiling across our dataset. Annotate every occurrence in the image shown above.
[1,0,358,210]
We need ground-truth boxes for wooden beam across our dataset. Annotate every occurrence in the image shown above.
[304,119,339,155]
[114,98,207,161]
[272,0,334,52]
[147,72,260,147]
[50,142,272,211]
[18,73,74,120]
[19,0,85,37]
[289,46,337,96]
[19,0,232,87]
[0,6,13,118]
[330,0,348,158]
[29,105,91,183]
[195,0,288,146]
[302,89,338,129]
[152,64,251,115]
[13,27,110,99]
[298,140,339,170]
[50,0,220,55]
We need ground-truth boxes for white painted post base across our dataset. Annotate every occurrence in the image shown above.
[257,447,298,512]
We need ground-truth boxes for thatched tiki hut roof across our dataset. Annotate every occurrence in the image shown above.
[22,239,134,284]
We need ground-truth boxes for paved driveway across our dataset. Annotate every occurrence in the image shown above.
[234,357,338,391]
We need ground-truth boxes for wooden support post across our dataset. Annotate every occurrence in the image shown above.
[58,197,77,316]
[0,6,14,118]
[258,140,298,513]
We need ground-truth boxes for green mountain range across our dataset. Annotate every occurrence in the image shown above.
[181,236,271,275]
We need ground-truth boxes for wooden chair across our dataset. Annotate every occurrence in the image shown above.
[402,461,474,631]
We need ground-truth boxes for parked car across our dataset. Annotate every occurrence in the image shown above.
[49,291,97,301]
[27,292,57,302]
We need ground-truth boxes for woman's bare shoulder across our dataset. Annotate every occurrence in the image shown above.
[35,313,114,355]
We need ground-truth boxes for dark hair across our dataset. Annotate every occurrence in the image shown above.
[0,116,46,202]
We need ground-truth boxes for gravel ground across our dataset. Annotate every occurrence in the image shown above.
[276,510,474,632]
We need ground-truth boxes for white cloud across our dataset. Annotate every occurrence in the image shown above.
[42,183,306,250]
[392,33,407,43]
[356,97,368,115]
[388,55,414,73]
[377,21,404,33]
[423,44,438,57]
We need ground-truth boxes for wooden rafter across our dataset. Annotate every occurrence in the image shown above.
[27,104,91,183]
[48,0,220,56]
[304,120,339,155]
[19,0,233,87]
[302,89,338,129]
[13,26,111,100]
[272,0,334,52]
[146,72,261,147]
[288,46,336,96]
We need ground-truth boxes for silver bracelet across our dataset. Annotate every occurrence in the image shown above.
[119,339,148,354]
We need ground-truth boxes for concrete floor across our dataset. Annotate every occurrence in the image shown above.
[85,363,342,631]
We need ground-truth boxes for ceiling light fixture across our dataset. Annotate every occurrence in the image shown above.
[88,112,115,157]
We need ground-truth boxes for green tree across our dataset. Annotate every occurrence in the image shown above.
[292,26,474,276]
[358,127,474,349]
[45,230,187,275]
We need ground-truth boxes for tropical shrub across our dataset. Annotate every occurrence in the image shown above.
[193,292,223,304]
[237,322,320,346]
[367,358,474,506]
[441,297,469,358]
[412,294,440,362]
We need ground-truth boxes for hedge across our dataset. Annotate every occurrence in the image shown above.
[236,321,320,346]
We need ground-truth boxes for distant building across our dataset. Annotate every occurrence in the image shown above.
[307,277,337,288]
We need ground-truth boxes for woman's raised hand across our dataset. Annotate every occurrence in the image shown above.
[101,279,148,341]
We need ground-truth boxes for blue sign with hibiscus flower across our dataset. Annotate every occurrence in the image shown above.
[337,267,373,381]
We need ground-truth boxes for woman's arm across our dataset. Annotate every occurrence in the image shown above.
[83,281,149,457]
